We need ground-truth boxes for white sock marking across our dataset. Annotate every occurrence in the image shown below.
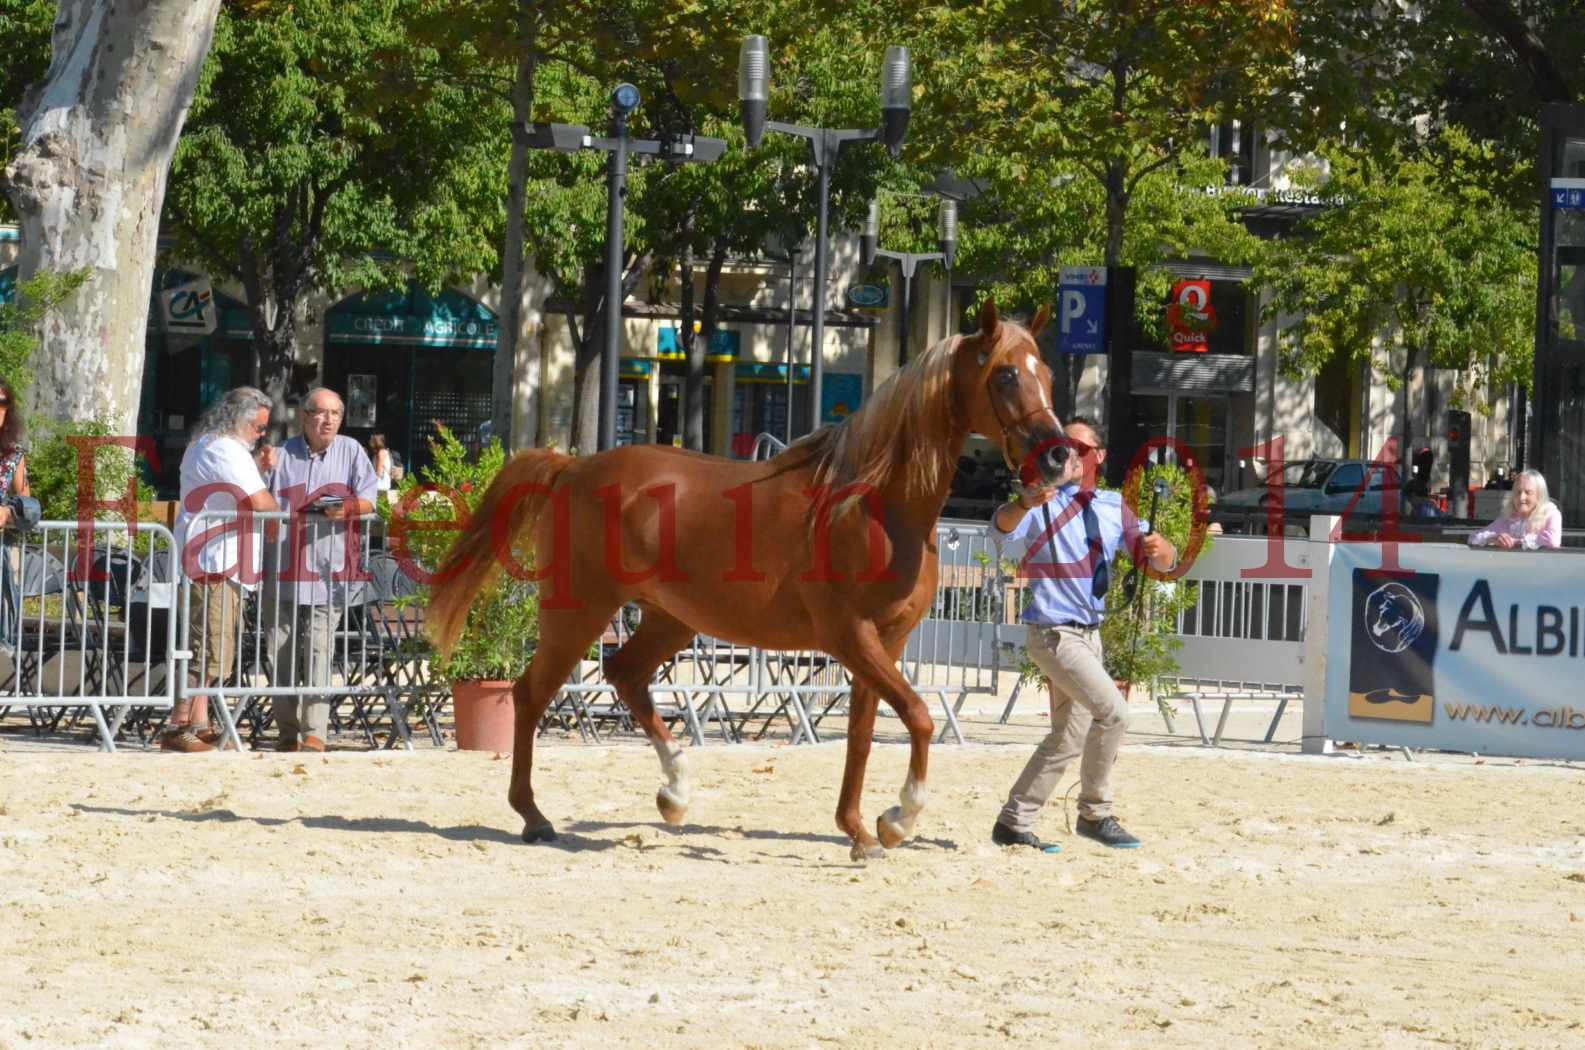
[881,775,927,839]
[652,737,691,807]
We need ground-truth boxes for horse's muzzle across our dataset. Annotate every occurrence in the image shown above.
[1018,435,1069,486]
[1038,442,1069,480]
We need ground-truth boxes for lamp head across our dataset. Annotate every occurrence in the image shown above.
[738,36,770,149]
[937,198,957,269]
[862,199,879,266]
[879,45,911,157]
[611,82,641,118]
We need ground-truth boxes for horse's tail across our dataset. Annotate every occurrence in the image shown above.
[427,449,575,660]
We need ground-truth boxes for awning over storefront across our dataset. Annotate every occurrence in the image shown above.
[328,284,498,350]
[657,327,739,362]
[1133,350,1255,393]
[734,361,812,384]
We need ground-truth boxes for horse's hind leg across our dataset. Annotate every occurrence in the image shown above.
[834,628,935,853]
[509,603,620,843]
[604,606,697,826]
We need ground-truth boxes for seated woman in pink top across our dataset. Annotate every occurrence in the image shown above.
[1468,469,1563,550]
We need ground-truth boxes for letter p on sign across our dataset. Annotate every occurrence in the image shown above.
[1061,290,1086,333]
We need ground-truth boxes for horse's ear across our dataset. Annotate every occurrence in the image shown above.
[1030,303,1051,339]
[979,297,1000,338]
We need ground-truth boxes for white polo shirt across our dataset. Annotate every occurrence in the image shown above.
[174,433,268,588]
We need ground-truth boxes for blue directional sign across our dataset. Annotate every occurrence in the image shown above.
[1551,178,1585,211]
[1058,266,1108,355]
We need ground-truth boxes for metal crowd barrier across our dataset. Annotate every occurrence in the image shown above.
[1160,533,1310,745]
[178,509,431,752]
[543,519,1013,747]
[3,511,1014,751]
[0,520,179,751]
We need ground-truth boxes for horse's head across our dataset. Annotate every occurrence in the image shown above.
[951,298,1067,486]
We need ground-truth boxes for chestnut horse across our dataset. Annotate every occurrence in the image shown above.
[428,300,1066,860]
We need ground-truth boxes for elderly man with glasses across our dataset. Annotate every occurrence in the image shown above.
[260,387,376,752]
[989,416,1177,852]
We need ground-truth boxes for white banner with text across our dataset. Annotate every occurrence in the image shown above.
[1325,542,1585,760]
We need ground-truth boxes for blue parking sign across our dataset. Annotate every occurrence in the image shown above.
[1058,267,1108,354]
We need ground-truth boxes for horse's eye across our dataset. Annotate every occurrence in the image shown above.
[993,367,1018,386]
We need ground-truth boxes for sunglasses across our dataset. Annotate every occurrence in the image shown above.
[0,399,10,407]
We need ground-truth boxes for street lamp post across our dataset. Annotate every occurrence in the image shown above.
[528,86,726,452]
[780,242,802,443]
[862,197,957,365]
[739,35,911,434]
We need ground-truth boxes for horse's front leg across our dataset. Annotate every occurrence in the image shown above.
[836,680,886,861]
[842,636,935,850]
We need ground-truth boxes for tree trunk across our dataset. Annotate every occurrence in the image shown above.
[689,242,729,453]
[677,241,700,451]
[568,252,650,455]
[568,262,603,455]
[2,0,222,433]
[491,5,540,451]
[238,227,309,437]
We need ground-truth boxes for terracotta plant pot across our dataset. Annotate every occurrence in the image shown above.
[451,680,515,752]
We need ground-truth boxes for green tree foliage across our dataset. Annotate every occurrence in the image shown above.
[1274,0,1582,208]
[162,0,508,413]
[26,419,156,523]
[1252,131,1537,443]
[619,0,909,447]
[913,0,1294,272]
[0,270,90,396]
[0,0,53,225]
[380,424,537,682]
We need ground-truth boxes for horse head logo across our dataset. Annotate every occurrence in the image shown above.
[1364,582,1425,655]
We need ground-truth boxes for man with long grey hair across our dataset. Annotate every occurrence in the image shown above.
[168,386,280,751]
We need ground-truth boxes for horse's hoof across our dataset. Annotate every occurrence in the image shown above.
[849,841,887,862]
[655,789,687,827]
[876,810,908,849]
[521,822,557,844]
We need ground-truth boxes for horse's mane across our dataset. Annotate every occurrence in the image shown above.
[783,332,968,516]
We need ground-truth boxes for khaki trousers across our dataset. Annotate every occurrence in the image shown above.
[998,624,1128,829]
[263,598,337,744]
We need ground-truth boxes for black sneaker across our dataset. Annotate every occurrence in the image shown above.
[1075,816,1141,849]
[992,821,1059,852]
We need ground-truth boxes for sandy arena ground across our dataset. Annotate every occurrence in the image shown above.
[3,714,1585,1049]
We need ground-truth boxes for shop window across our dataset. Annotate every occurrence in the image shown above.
[1210,120,1255,186]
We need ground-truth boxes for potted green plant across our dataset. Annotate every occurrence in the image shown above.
[1006,463,1211,725]
[1099,463,1210,720]
[382,426,538,752]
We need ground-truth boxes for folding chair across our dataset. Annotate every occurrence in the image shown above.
[1,545,93,738]
[358,551,446,746]
[70,545,173,745]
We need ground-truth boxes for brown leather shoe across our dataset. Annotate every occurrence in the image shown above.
[300,735,326,753]
[197,727,243,751]
[276,737,300,753]
[160,729,216,754]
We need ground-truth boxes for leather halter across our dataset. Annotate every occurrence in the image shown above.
[983,350,1060,473]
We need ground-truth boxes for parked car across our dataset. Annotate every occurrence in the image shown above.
[1217,458,1405,528]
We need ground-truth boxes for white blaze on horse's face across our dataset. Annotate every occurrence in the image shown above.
[1014,344,1054,412]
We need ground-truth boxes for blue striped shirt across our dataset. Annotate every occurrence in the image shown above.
[991,485,1147,626]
